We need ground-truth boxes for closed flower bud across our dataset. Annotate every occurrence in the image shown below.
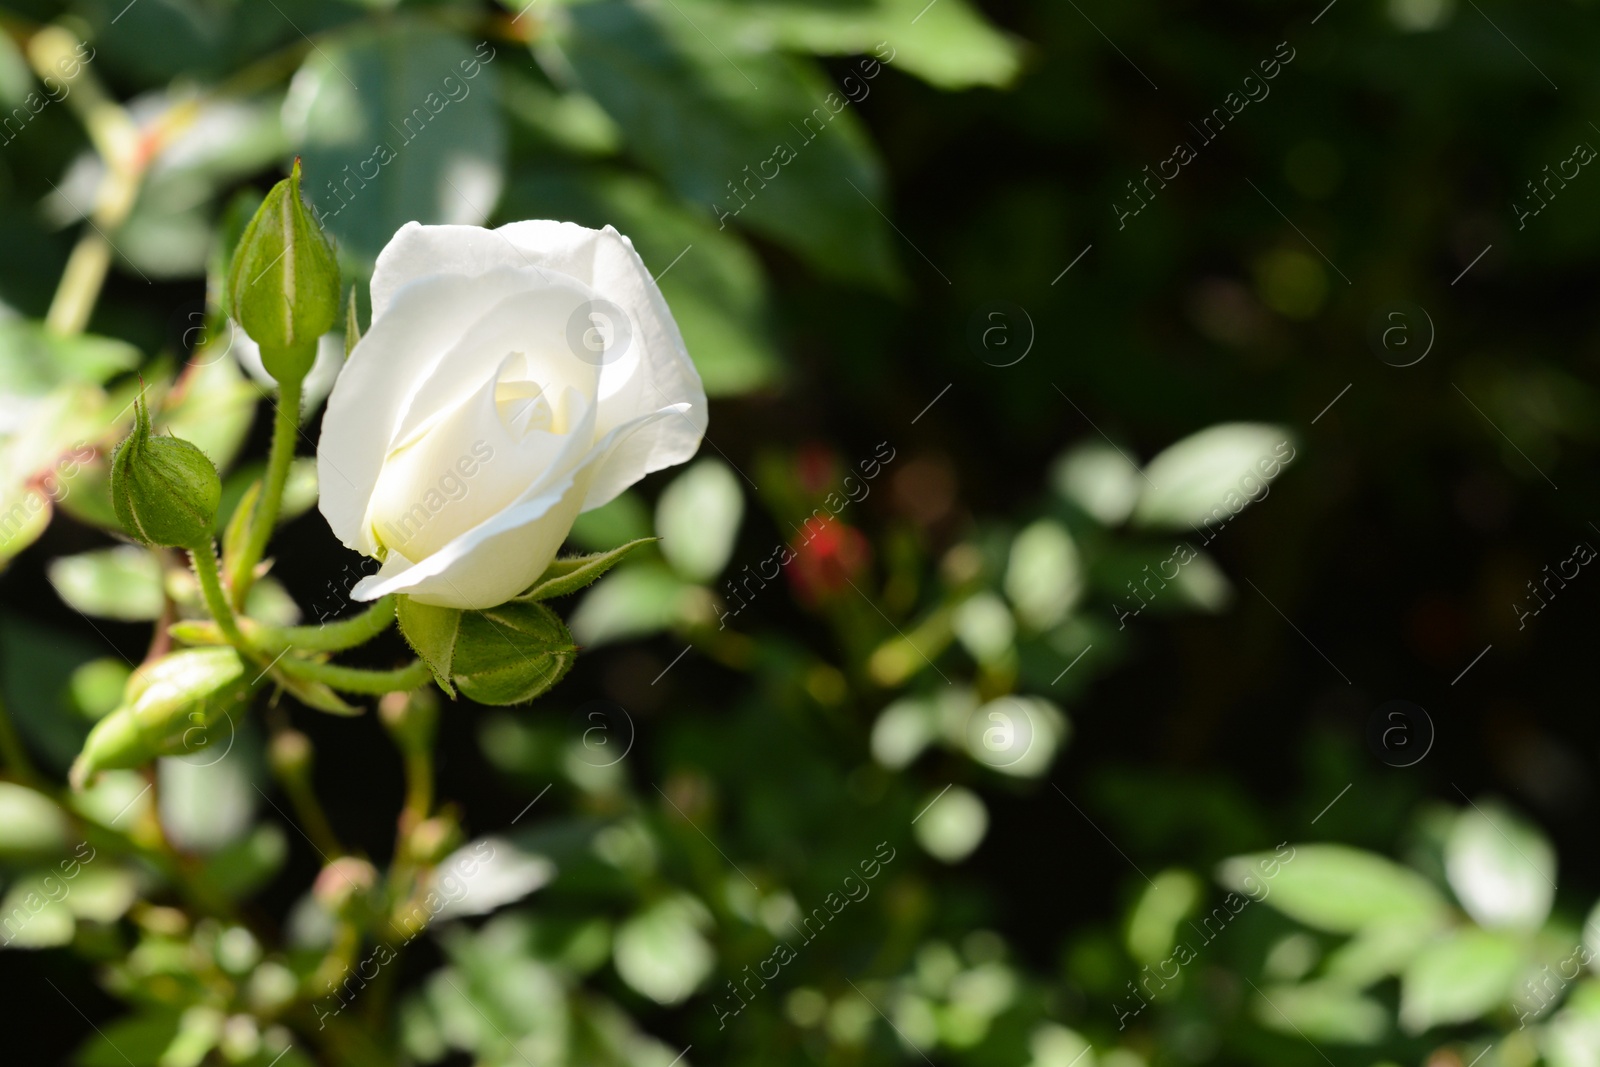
[378,688,437,755]
[313,856,378,915]
[226,158,341,385]
[110,392,222,549]
[268,729,313,781]
[406,815,462,866]
[69,648,247,788]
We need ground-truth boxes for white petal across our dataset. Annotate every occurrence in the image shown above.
[351,404,687,608]
[317,268,559,553]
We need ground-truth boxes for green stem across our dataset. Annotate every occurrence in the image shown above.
[278,658,433,695]
[280,596,397,651]
[235,375,302,608]
[191,543,258,661]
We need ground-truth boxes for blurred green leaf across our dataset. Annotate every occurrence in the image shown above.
[569,562,697,646]
[1218,844,1449,934]
[1126,869,1202,966]
[0,781,73,856]
[913,785,987,863]
[75,1010,183,1067]
[612,894,715,1004]
[1252,981,1389,1044]
[655,458,744,582]
[552,0,897,287]
[709,0,1022,90]
[1399,928,1524,1034]
[48,546,165,622]
[1446,798,1555,932]
[285,22,506,263]
[1132,424,1297,531]
[1005,520,1083,629]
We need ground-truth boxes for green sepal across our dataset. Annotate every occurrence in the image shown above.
[345,285,362,357]
[221,478,261,601]
[516,538,659,602]
[451,601,577,706]
[272,665,360,716]
[396,597,461,697]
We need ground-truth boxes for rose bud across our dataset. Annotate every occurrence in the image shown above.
[379,687,437,755]
[787,515,871,606]
[110,392,221,549]
[225,158,341,386]
[313,856,378,915]
[406,815,463,866]
[316,220,706,609]
[69,648,247,788]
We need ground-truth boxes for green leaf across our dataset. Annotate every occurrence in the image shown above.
[0,781,73,856]
[196,824,287,902]
[0,482,54,568]
[1252,981,1389,1044]
[568,562,695,646]
[62,867,139,923]
[1125,868,1202,965]
[452,602,577,706]
[1399,928,1524,1033]
[1445,798,1556,931]
[75,1010,183,1067]
[1322,918,1435,989]
[397,597,461,697]
[1132,424,1298,531]
[552,0,897,287]
[518,538,658,601]
[1004,520,1083,629]
[1053,441,1141,525]
[285,23,507,264]
[0,871,77,948]
[1217,844,1449,934]
[159,752,256,852]
[0,321,139,395]
[656,458,743,582]
[913,785,987,863]
[48,546,165,621]
[713,0,1022,90]
[613,894,715,1005]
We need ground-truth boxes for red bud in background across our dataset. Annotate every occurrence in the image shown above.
[786,515,870,606]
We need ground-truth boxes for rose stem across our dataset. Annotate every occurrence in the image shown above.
[234,374,303,609]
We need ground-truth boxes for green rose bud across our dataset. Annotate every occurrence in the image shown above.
[110,391,222,549]
[226,158,341,385]
[69,647,248,789]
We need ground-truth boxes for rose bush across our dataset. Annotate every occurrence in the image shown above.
[317,221,707,609]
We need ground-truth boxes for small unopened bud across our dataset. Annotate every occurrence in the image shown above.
[268,729,313,781]
[407,815,462,866]
[70,648,246,788]
[226,158,341,385]
[110,392,221,549]
[313,856,377,915]
[379,688,437,755]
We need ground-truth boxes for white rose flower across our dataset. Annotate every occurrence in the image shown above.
[316,221,706,609]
